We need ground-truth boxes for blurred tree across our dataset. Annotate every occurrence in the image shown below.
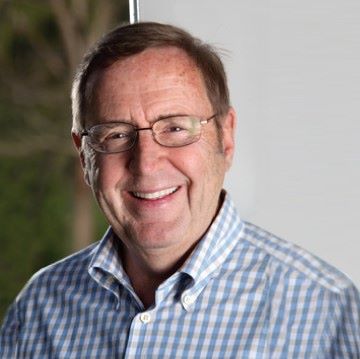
[0,0,128,319]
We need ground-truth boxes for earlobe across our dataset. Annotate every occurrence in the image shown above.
[222,108,236,170]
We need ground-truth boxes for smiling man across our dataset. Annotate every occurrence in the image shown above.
[1,22,359,358]
[76,44,235,308]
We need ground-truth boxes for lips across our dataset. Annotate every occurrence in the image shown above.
[131,186,179,200]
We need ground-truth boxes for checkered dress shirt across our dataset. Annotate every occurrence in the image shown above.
[1,193,359,358]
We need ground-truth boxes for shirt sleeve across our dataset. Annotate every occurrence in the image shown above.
[0,301,20,358]
[331,283,360,358]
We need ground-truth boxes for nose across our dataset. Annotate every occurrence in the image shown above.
[128,128,165,175]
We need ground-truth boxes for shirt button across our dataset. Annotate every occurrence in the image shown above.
[183,294,194,305]
[140,312,151,323]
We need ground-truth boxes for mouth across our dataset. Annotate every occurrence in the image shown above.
[131,186,179,200]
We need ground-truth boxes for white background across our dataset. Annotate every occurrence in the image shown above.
[141,0,360,287]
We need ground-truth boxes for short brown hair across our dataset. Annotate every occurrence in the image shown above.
[71,22,230,133]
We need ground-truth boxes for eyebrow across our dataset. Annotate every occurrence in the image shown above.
[100,113,191,126]
[153,113,190,122]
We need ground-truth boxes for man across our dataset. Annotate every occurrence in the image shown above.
[1,22,359,358]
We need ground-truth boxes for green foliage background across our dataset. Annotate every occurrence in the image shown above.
[0,0,128,320]
[0,156,72,316]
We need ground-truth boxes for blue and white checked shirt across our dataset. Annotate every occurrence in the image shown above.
[1,193,359,358]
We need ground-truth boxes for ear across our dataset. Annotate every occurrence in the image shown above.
[72,132,91,186]
[72,131,82,150]
[221,107,236,171]
[72,131,85,166]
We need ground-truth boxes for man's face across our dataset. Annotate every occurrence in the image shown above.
[76,47,235,259]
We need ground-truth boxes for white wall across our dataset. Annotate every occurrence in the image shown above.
[141,0,360,287]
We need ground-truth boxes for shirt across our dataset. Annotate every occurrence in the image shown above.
[1,193,359,358]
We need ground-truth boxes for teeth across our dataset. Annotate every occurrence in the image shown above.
[132,187,178,200]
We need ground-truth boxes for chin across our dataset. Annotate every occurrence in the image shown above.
[129,221,189,251]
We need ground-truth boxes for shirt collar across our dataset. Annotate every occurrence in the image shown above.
[179,191,244,284]
[88,228,132,291]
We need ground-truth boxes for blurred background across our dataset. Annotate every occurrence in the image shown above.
[0,0,128,320]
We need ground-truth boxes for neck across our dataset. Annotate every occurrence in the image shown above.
[121,243,196,309]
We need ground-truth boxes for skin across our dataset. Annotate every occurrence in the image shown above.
[73,46,236,307]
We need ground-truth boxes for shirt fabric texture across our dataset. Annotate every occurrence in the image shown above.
[1,193,359,358]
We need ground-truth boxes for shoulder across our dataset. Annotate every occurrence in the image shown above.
[236,221,357,295]
[0,242,100,351]
[17,242,98,302]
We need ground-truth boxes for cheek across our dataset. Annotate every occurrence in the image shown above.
[83,150,119,191]
[95,158,122,191]
[180,142,226,191]
[200,144,227,190]
[83,148,98,187]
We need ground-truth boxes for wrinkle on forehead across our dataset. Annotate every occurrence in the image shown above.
[105,47,203,93]
[86,46,212,123]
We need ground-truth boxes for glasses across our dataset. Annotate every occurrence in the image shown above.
[81,114,217,154]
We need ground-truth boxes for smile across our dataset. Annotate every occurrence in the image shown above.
[131,186,179,200]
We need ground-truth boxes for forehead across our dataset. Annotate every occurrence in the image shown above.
[101,46,203,89]
[87,47,211,121]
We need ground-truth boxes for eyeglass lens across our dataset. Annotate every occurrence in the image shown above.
[87,116,207,153]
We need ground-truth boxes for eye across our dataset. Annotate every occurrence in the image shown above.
[154,116,198,138]
[160,121,189,134]
[165,126,186,133]
[104,131,130,141]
